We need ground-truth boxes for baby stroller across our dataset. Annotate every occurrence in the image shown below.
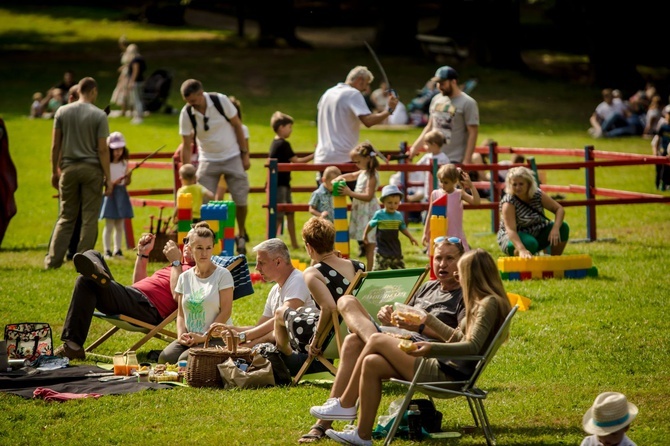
[142,68,173,114]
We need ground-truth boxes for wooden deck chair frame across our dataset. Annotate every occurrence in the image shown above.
[85,257,244,358]
[384,305,519,446]
[292,266,429,385]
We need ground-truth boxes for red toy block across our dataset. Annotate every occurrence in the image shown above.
[520,271,532,281]
[224,227,235,239]
[542,271,554,279]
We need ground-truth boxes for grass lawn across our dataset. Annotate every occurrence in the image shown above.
[1,6,669,445]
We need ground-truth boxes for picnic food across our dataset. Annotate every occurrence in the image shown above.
[394,311,423,325]
[398,339,417,352]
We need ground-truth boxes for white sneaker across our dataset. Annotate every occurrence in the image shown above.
[325,425,372,446]
[310,398,357,420]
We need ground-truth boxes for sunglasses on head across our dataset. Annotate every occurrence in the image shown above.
[433,236,462,245]
[203,115,210,131]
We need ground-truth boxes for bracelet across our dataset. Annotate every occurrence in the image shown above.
[418,323,425,335]
[387,107,395,115]
[137,253,149,259]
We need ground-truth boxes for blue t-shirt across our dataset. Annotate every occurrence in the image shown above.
[369,209,406,257]
[309,184,334,221]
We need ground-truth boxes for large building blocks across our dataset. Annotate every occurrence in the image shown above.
[332,180,350,258]
[498,254,598,280]
[427,192,448,280]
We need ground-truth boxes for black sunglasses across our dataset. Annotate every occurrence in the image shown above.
[203,116,209,131]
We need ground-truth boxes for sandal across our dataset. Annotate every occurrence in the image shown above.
[298,424,327,444]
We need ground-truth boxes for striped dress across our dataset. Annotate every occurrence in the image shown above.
[496,190,549,252]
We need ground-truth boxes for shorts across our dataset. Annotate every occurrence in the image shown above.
[277,185,294,219]
[373,253,405,271]
[197,156,249,206]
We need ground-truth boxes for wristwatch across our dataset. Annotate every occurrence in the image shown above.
[239,332,247,343]
[171,260,182,267]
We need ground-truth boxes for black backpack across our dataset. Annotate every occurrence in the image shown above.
[409,398,443,433]
[185,92,230,139]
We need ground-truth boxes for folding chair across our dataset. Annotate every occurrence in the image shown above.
[292,266,429,385]
[384,305,519,446]
[85,255,252,357]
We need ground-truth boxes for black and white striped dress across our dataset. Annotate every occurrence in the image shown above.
[496,190,549,252]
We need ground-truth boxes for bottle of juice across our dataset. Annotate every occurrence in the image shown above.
[125,351,139,376]
[113,352,125,376]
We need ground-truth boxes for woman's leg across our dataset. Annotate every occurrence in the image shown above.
[506,232,540,255]
[113,219,124,253]
[364,242,375,272]
[103,219,114,255]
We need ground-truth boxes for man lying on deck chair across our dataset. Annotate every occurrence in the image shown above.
[299,238,466,443]
[55,232,192,360]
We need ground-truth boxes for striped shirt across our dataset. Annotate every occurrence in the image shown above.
[497,190,549,250]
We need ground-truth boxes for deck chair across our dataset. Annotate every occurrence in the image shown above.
[292,266,429,385]
[384,305,519,446]
[85,255,251,357]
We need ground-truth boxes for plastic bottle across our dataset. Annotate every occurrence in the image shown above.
[407,404,423,441]
[177,360,188,382]
[125,351,139,376]
[113,352,125,376]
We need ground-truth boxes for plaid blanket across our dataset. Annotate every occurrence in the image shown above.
[212,254,254,300]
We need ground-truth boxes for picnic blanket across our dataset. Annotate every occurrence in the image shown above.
[0,365,172,399]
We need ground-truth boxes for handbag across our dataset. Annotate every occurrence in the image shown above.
[185,324,252,388]
[252,342,292,386]
[218,354,275,389]
[4,323,53,362]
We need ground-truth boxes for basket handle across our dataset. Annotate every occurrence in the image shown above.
[204,323,239,354]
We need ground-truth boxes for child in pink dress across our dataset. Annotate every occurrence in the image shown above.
[422,164,480,250]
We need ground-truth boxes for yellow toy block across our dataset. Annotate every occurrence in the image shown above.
[206,220,219,232]
[428,215,447,256]
[177,193,193,209]
[334,219,348,231]
[177,231,189,245]
[333,196,348,207]
[335,242,350,255]
[507,292,531,311]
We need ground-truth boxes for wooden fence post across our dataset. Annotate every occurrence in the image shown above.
[267,158,278,240]
[585,145,597,241]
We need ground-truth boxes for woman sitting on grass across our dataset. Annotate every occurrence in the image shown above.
[497,166,569,258]
[158,221,234,364]
[308,248,512,446]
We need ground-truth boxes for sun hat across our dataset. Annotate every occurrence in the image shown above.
[431,66,459,82]
[582,392,638,436]
[108,131,126,149]
[380,184,403,200]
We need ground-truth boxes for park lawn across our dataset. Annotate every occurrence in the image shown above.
[1,6,670,445]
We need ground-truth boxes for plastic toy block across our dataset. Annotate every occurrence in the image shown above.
[177,193,192,209]
[335,242,350,254]
[553,269,564,279]
[500,271,509,280]
[506,292,531,311]
[335,231,349,243]
[177,220,191,232]
[432,193,447,206]
[200,203,228,221]
[291,259,307,271]
[332,180,347,197]
[206,220,219,232]
[587,266,598,277]
[224,227,235,239]
[223,239,235,257]
[564,269,588,279]
[431,205,446,216]
[334,219,348,231]
[334,208,347,220]
[508,272,521,281]
[333,195,348,207]
[520,271,532,281]
[177,208,192,220]
[178,231,189,245]
[497,254,592,273]
[542,271,554,279]
[222,201,236,227]
[531,270,543,279]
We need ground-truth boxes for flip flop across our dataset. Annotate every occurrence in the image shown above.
[298,424,327,444]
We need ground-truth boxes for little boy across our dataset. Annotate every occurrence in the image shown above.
[176,163,214,223]
[269,111,314,249]
[581,391,638,446]
[31,92,43,118]
[363,185,418,271]
[309,166,341,222]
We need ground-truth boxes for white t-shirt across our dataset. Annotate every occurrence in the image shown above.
[109,160,128,185]
[595,101,627,121]
[176,265,234,334]
[387,101,409,125]
[416,152,450,196]
[580,434,635,446]
[178,93,240,162]
[262,269,315,318]
[314,83,371,164]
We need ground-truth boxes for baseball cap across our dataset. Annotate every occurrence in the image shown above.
[108,131,126,149]
[431,66,459,82]
[380,184,403,200]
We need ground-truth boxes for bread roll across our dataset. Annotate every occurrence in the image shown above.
[398,339,417,352]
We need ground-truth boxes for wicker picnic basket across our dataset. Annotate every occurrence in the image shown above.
[186,324,253,388]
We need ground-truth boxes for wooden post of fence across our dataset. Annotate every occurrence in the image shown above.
[398,141,408,224]
[489,141,499,233]
[267,158,278,240]
[585,145,597,241]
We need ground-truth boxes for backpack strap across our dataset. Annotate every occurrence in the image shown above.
[208,92,230,122]
[186,104,198,140]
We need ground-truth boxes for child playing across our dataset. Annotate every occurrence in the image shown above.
[363,184,418,270]
[334,142,381,270]
[309,165,341,222]
[215,96,250,200]
[581,391,638,446]
[30,92,43,118]
[422,163,480,251]
[99,132,134,258]
[414,129,450,198]
[269,110,314,249]
[177,163,214,223]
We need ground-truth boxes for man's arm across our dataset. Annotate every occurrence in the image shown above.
[359,92,399,128]
[132,233,155,283]
[163,240,184,297]
[181,134,193,165]
[50,128,62,190]
[98,136,113,196]
[462,124,479,165]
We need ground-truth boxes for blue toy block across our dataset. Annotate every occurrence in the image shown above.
[201,203,228,221]
[431,205,446,216]
[223,239,235,257]
[335,231,349,243]
[564,269,588,279]
[333,208,347,219]
[507,272,521,281]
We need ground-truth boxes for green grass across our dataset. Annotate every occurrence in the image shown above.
[1,6,670,446]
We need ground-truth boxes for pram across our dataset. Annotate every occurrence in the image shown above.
[141,68,173,114]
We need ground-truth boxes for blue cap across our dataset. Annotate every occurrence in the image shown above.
[431,66,459,82]
[380,184,403,200]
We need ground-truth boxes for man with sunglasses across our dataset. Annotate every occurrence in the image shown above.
[299,237,465,442]
[178,79,250,254]
[54,233,193,360]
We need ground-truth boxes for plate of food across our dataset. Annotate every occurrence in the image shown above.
[392,303,426,325]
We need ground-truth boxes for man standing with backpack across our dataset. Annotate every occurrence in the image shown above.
[178,79,250,254]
